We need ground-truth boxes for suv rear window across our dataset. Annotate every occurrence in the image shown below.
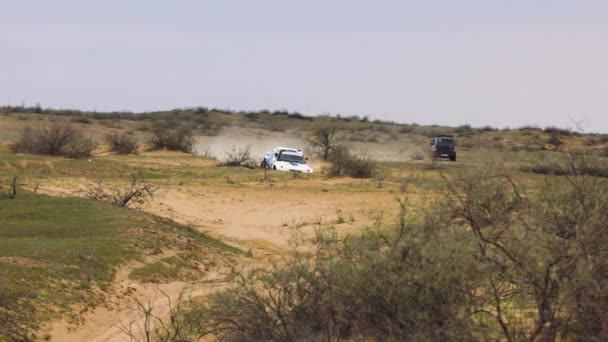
[436,138,454,147]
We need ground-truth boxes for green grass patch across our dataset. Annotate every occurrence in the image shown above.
[0,192,241,339]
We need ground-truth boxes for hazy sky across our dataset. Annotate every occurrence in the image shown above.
[2,1,608,131]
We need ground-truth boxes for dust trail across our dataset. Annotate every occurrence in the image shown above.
[193,127,309,160]
[194,127,423,162]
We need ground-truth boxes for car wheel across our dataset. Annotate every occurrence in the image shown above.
[450,156,456,161]
[273,166,277,170]
[260,160,267,168]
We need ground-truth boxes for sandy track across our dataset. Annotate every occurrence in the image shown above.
[44,178,398,341]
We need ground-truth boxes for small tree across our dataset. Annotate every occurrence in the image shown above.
[308,124,338,160]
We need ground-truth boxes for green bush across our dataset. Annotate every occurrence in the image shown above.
[105,131,138,154]
[148,121,194,153]
[327,145,376,178]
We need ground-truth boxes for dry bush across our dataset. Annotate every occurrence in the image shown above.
[83,174,158,207]
[11,121,96,158]
[119,289,210,342]
[105,131,138,154]
[327,145,376,178]
[219,146,256,168]
[148,121,194,153]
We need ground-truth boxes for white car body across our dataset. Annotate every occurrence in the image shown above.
[262,147,313,173]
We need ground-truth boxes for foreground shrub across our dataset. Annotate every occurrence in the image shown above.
[148,122,194,153]
[166,202,478,341]
[105,131,138,154]
[219,146,255,168]
[11,121,96,158]
[327,145,376,178]
[83,173,158,207]
[160,163,608,341]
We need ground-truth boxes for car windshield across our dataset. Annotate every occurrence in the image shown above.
[279,153,305,163]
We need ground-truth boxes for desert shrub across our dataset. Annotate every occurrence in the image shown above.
[105,131,138,154]
[62,135,96,158]
[374,125,392,134]
[398,125,415,134]
[455,124,473,133]
[478,125,497,132]
[169,202,478,341]
[519,125,542,131]
[83,173,158,207]
[307,124,338,160]
[327,145,376,178]
[11,121,96,158]
[220,146,255,168]
[544,126,572,136]
[522,157,608,178]
[547,134,561,147]
[602,146,608,158]
[148,122,194,153]
[448,166,608,340]
[70,116,92,124]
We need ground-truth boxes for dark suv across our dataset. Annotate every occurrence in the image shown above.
[430,135,457,161]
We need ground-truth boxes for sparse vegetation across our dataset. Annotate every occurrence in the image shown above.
[148,121,194,153]
[0,192,240,340]
[11,121,96,158]
[3,105,608,341]
[105,131,139,154]
[522,155,608,178]
[219,145,255,168]
[327,145,376,178]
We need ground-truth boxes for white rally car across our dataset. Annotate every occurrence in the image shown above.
[261,147,313,173]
